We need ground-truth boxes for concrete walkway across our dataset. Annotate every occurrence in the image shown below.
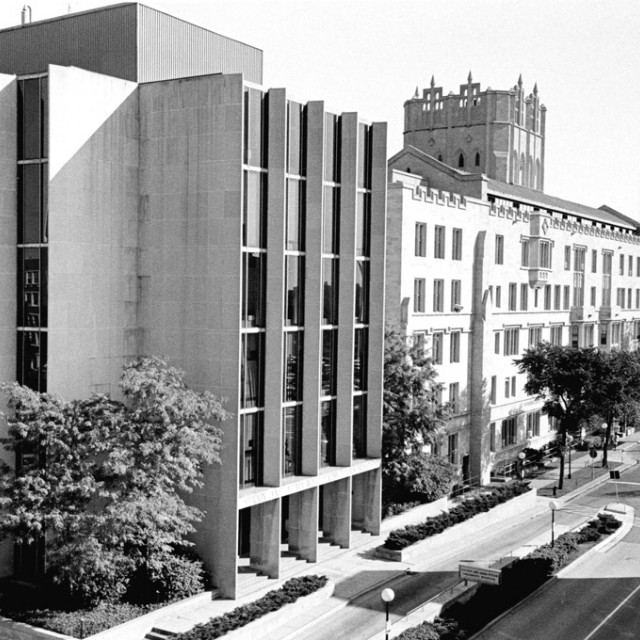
[145,432,640,639]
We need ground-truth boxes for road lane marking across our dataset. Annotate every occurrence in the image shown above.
[581,582,640,640]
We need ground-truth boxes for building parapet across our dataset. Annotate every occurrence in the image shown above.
[410,183,467,210]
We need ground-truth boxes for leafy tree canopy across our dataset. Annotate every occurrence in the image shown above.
[0,356,228,606]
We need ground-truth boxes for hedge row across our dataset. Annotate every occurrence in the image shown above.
[384,482,531,550]
[392,513,622,640]
[177,575,328,640]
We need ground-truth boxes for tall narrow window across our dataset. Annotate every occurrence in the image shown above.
[495,235,504,264]
[415,223,426,257]
[508,283,517,311]
[520,284,528,311]
[414,278,425,313]
[320,400,336,467]
[450,331,460,363]
[283,406,301,477]
[353,328,368,391]
[451,280,461,311]
[433,279,444,312]
[449,383,460,414]
[564,246,571,271]
[452,228,462,260]
[434,225,445,259]
[432,332,443,364]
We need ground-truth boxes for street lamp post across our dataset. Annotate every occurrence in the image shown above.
[518,451,526,480]
[567,435,573,480]
[549,500,560,547]
[380,588,395,640]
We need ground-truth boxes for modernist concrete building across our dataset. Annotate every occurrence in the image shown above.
[387,76,640,486]
[0,3,387,598]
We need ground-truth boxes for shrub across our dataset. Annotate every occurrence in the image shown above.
[384,482,530,550]
[177,575,328,640]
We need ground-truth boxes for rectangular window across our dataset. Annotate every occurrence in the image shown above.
[353,396,367,458]
[630,256,634,276]
[242,252,266,328]
[283,332,303,402]
[508,283,517,311]
[241,333,264,408]
[239,413,262,487]
[324,113,340,182]
[494,332,500,354]
[590,286,596,307]
[449,383,460,414]
[243,170,266,248]
[450,331,460,363]
[584,323,595,347]
[603,252,612,307]
[629,288,633,309]
[322,258,339,324]
[495,286,502,308]
[611,322,622,345]
[637,257,640,277]
[592,249,598,273]
[452,228,463,260]
[244,87,267,167]
[617,288,625,308]
[540,240,552,269]
[448,433,458,465]
[320,400,336,466]
[353,328,368,391]
[544,285,551,310]
[356,192,370,257]
[323,186,339,254]
[504,377,511,399]
[564,246,571,270]
[355,261,369,323]
[504,327,520,356]
[501,417,517,447]
[490,376,497,404]
[620,254,625,276]
[415,222,426,257]
[321,329,337,396]
[434,225,445,259]
[451,280,461,311]
[563,285,570,310]
[511,375,517,397]
[551,325,563,345]
[287,101,306,176]
[283,406,302,477]
[528,326,542,347]
[554,285,561,310]
[637,289,640,309]
[433,279,444,312]
[432,332,443,364]
[495,235,504,264]
[520,284,528,311]
[285,255,304,326]
[286,178,305,250]
[526,411,541,438]
[521,239,530,267]
[414,278,425,313]
[490,423,496,452]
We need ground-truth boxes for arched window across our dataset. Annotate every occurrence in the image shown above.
[458,153,465,168]
[474,152,480,167]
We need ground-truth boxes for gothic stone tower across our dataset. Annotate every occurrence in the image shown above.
[403,73,546,191]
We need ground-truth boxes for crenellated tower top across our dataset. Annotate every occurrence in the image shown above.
[403,74,547,191]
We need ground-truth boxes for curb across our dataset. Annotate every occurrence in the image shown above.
[466,505,633,640]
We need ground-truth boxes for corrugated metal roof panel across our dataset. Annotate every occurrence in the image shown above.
[136,5,262,84]
[0,3,263,84]
[0,4,138,80]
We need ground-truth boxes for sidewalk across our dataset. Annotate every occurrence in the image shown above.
[149,432,640,639]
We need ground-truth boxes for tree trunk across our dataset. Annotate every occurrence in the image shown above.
[558,428,566,490]
[602,416,612,468]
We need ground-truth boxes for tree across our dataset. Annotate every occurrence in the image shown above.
[586,349,640,467]
[383,325,453,503]
[516,344,600,490]
[0,356,228,606]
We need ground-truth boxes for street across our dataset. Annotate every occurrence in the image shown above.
[471,454,640,640]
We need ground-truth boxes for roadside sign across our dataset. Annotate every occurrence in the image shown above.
[459,562,502,585]
[589,448,597,459]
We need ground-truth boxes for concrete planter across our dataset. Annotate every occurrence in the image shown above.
[381,496,451,533]
[376,489,537,563]
[0,616,73,640]
[193,581,335,640]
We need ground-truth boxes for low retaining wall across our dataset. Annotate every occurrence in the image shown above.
[376,489,537,563]
[381,496,451,534]
[0,617,72,640]
[214,581,335,640]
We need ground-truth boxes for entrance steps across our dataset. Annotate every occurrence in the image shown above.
[236,556,275,598]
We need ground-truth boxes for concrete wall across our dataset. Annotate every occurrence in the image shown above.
[47,65,139,398]
[138,72,244,596]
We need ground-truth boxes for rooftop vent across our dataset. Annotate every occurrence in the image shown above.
[21,5,32,25]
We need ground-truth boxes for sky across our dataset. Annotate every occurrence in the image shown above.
[2,0,640,219]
